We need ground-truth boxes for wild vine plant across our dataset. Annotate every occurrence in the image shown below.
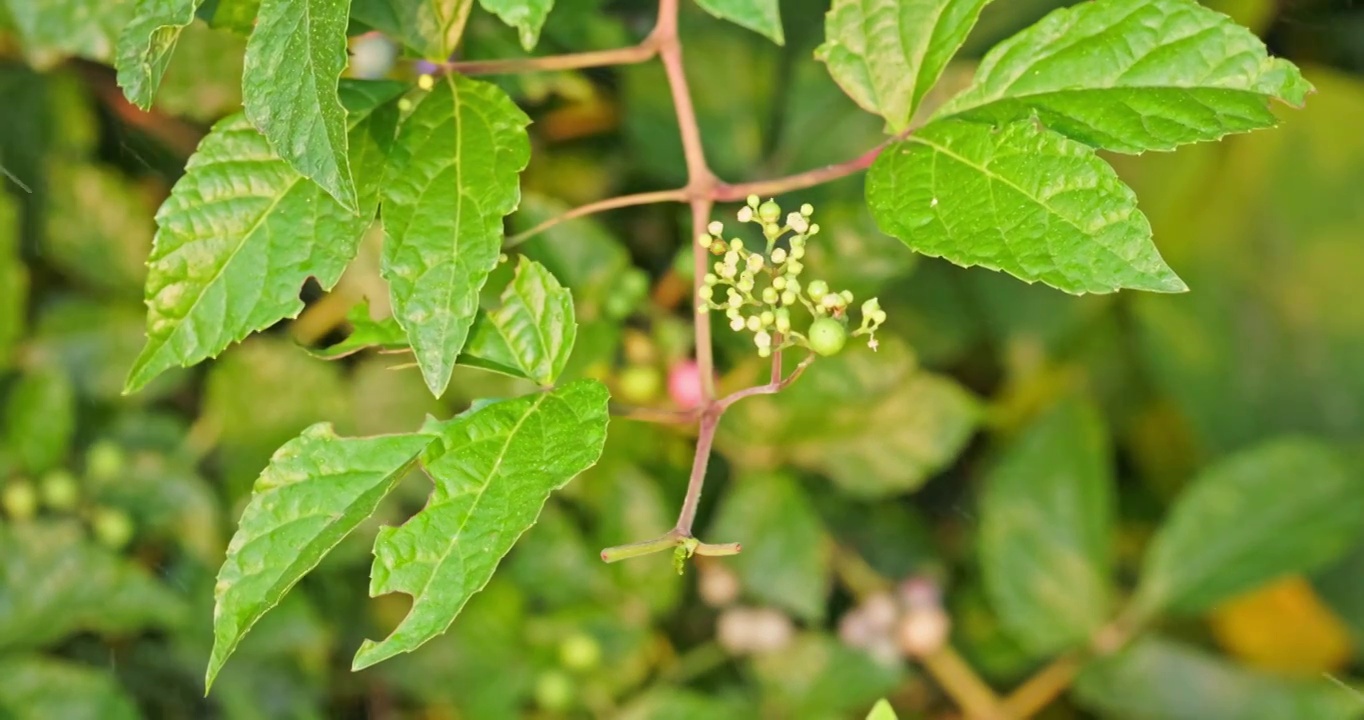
[114,0,1309,691]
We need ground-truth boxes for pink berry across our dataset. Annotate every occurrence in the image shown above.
[668,360,704,409]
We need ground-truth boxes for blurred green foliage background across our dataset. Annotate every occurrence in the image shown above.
[3,0,1364,718]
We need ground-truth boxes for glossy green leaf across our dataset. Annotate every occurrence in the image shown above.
[3,368,75,475]
[1074,635,1361,720]
[380,74,531,397]
[979,398,1114,656]
[4,0,134,70]
[867,118,1185,295]
[114,0,204,110]
[463,256,576,386]
[350,0,472,60]
[243,0,356,209]
[0,521,185,649]
[479,0,552,50]
[0,190,23,370]
[0,656,140,720]
[1135,438,1364,617]
[695,0,783,45]
[309,299,410,360]
[816,0,990,132]
[353,379,609,669]
[125,81,402,393]
[708,472,831,622]
[933,0,1312,153]
[206,427,433,689]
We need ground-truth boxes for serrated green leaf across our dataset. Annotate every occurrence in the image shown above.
[352,379,609,669]
[979,398,1114,657]
[478,0,553,50]
[0,521,185,650]
[867,118,1186,295]
[695,0,783,45]
[816,0,990,133]
[350,0,472,60]
[4,0,135,70]
[243,0,357,209]
[380,74,531,397]
[206,426,433,690]
[933,0,1312,153]
[0,190,23,371]
[1073,635,1361,720]
[125,80,403,393]
[1134,438,1364,617]
[708,472,832,622]
[0,656,140,720]
[3,368,75,475]
[309,299,410,360]
[463,256,576,386]
[114,0,204,110]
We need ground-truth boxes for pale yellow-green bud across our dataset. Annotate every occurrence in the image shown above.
[708,221,724,235]
[746,315,762,332]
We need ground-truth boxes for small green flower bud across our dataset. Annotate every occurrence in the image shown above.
[730,317,745,331]
[704,273,719,286]
[708,221,724,235]
[728,294,744,308]
[746,254,764,271]
[697,303,710,314]
[800,203,814,216]
[758,200,781,223]
[807,281,828,303]
[724,250,738,265]
[771,247,788,263]
[787,214,809,234]
[790,235,805,248]
[737,206,754,223]
[747,194,760,207]
[731,238,744,251]
[873,310,887,324]
[775,311,792,333]
[840,290,854,304]
[791,247,806,262]
[781,290,797,305]
[726,307,742,320]
[738,275,755,293]
[760,310,775,326]
[762,287,779,304]
[808,223,820,234]
[698,286,713,300]
[772,276,787,290]
[787,260,804,276]
[755,331,771,348]
[758,346,772,358]
[862,298,881,315]
[822,294,840,309]
[746,315,762,332]
[719,264,736,279]
[763,223,781,236]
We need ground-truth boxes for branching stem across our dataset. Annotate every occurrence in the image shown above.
[437,36,660,76]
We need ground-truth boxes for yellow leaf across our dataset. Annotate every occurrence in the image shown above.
[1209,576,1353,676]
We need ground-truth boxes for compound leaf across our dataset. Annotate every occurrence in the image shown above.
[380,74,531,397]
[463,256,576,386]
[934,0,1312,153]
[125,80,402,393]
[1135,438,1364,617]
[353,379,609,669]
[243,0,357,209]
[979,398,1114,656]
[114,0,204,110]
[478,0,552,50]
[817,0,990,132]
[695,0,783,45]
[867,118,1185,295]
[206,426,434,689]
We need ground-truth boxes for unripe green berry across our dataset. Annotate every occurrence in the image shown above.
[92,507,135,549]
[534,671,574,712]
[2,480,38,521]
[808,317,848,357]
[86,440,125,482]
[758,200,781,223]
[559,633,602,672]
[40,469,80,511]
[807,280,829,302]
[617,365,663,404]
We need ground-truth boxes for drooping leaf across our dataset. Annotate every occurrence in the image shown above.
[350,0,472,60]
[462,256,576,386]
[867,118,1186,295]
[708,472,832,622]
[1134,438,1364,618]
[1073,635,1361,720]
[114,0,204,110]
[978,398,1115,656]
[243,0,357,209]
[3,368,75,475]
[206,426,433,689]
[380,74,531,397]
[0,521,185,650]
[816,0,991,132]
[125,80,402,393]
[478,0,553,50]
[352,379,609,669]
[0,656,140,720]
[4,0,135,70]
[933,0,1312,153]
[694,0,783,45]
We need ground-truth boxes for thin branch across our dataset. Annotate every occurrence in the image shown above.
[1001,653,1082,718]
[437,37,660,76]
[673,409,718,535]
[715,354,815,411]
[611,403,700,424]
[920,646,1009,720]
[504,188,686,247]
[689,199,716,399]
[714,130,911,202]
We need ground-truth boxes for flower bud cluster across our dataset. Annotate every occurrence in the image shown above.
[696,197,887,356]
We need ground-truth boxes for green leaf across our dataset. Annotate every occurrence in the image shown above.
[708,472,832,622]
[867,118,1186,295]
[0,521,185,649]
[816,0,991,133]
[114,0,204,110]
[200,0,259,35]
[1135,438,1364,617]
[309,299,410,360]
[0,190,24,371]
[694,0,783,45]
[978,398,1114,656]
[866,699,899,720]
[1073,635,1361,720]
[125,80,402,393]
[3,368,75,475]
[933,0,1312,153]
[352,379,609,669]
[243,0,357,209]
[380,74,531,397]
[5,0,135,70]
[152,20,246,122]
[206,426,432,689]
[350,0,472,60]
[0,656,140,720]
[463,256,576,386]
[478,0,552,50]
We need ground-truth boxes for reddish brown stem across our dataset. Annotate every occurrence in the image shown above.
[505,188,685,248]
[438,37,660,76]
[673,408,718,535]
